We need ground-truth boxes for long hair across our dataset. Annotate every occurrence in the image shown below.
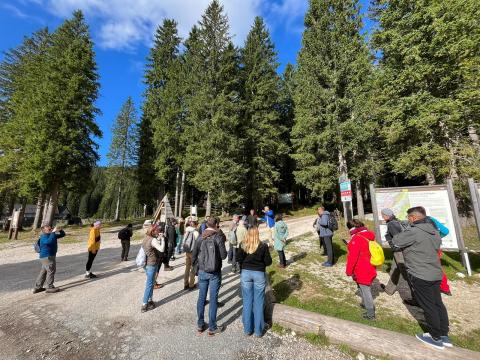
[244,228,261,254]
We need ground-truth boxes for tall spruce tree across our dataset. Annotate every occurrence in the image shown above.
[371,0,480,185]
[291,0,373,205]
[0,29,51,200]
[136,113,158,214]
[183,0,244,213]
[22,11,101,225]
[107,97,138,221]
[278,63,297,194]
[143,19,182,194]
[241,16,288,209]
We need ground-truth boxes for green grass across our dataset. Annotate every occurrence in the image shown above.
[268,229,480,352]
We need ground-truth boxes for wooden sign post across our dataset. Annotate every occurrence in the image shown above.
[8,208,20,240]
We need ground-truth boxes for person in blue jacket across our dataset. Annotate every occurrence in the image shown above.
[262,206,275,246]
[33,224,66,294]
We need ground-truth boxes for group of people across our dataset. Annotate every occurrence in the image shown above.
[344,206,452,350]
[140,206,289,338]
[32,201,453,350]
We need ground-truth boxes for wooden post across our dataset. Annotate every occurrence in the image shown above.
[447,178,472,276]
[468,178,480,241]
[356,181,365,220]
[369,183,381,243]
[206,192,211,217]
[8,208,20,240]
[174,171,180,218]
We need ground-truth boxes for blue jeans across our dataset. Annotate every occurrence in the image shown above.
[143,264,157,304]
[197,270,221,331]
[241,269,266,336]
[176,235,183,254]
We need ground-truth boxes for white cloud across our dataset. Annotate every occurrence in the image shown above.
[25,0,306,50]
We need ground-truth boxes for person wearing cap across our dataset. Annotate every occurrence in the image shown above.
[33,224,65,294]
[380,209,411,298]
[85,221,101,279]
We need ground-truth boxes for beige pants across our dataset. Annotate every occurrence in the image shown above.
[184,253,196,288]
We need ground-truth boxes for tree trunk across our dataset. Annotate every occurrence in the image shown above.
[44,183,60,226]
[178,171,185,218]
[3,196,15,231]
[468,125,479,147]
[206,192,212,217]
[32,194,44,230]
[114,185,121,221]
[174,170,180,218]
[42,196,49,226]
[426,171,436,185]
[355,181,365,220]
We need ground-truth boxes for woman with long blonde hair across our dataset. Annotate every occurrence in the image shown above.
[236,228,272,337]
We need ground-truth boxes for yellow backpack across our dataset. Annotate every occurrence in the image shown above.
[358,234,385,266]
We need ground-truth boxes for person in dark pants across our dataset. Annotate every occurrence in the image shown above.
[247,209,258,229]
[315,207,334,266]
[118,224,133,261]
[85,221,101,279]
[166,218,177,262]
[393,207,451,350]
[380,209,412,300]
[313,207,326,255]
[192,217,227,336]
[33,225,66,294]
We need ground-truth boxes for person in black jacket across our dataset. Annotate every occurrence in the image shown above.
[163,218,176,270]
[192,217,227,336]
[236,228,272,337]
[118,224,133,261]
[380,209,411,299]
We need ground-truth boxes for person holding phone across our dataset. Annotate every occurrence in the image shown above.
[33,224,65,294]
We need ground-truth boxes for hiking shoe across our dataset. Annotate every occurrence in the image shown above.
[321,262,333,267]
[89,273,98,278]
[33,287,46,294]
[141,304,148,313]
[197,324,208,334]
[147,300,156,310]
[154,283,163,289]
[208,325,225,336]
[440,336,453,348]
[441,290,452,296]
[415,333,444,350]
[46,287,60,293]
[217,301,225,308]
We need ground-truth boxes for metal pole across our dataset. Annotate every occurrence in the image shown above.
[369,183,381,244]
[446,178,472,276]
[468,178,480,240]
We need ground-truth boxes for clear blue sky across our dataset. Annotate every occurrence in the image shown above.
[0,0,374,166]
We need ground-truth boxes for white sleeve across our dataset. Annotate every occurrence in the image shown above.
[151,237,163,252]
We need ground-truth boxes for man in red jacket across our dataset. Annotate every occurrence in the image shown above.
[346,219,377,320]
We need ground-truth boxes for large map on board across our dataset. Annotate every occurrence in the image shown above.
[374,186,459,249]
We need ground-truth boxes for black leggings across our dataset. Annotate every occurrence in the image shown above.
[86,251,97,272]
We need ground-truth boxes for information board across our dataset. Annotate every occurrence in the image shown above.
[373,186,459,250]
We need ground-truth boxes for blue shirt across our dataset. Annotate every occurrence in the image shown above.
[264,210,275,228]
[39,230,65,258]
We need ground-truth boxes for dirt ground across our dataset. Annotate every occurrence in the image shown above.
[0,216,364,360]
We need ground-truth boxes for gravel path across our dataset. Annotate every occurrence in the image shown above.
[0,216,353,360]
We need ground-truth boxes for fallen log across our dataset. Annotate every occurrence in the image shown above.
[272,303,479,360]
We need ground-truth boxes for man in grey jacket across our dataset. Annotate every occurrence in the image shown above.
[313,207,334,266]
[393,207,450,350]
